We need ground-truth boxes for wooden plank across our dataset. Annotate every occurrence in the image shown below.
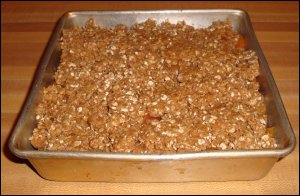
[1,22,56,32]
[1,66,37,80]
[256,32,299,43]
[1,32,51,43]
[2,1,299,14]
[252,22,299,32]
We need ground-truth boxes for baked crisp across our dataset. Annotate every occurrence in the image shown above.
[30,19,278,153]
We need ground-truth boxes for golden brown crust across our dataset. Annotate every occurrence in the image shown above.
[30,19,277,153]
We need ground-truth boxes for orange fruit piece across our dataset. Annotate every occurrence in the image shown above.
[266,127,275,136]
[236,34,246,49]
[143,114,162,123]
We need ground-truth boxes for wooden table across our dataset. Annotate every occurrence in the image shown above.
[1,1,299,194]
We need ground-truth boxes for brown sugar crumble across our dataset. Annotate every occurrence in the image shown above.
[30,19,278,153]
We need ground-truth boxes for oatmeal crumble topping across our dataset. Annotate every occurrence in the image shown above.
[30,19,277,153]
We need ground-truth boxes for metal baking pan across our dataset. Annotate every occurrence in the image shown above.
[9,10,296,182]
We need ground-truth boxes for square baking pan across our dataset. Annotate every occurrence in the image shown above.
[9,10,296,182]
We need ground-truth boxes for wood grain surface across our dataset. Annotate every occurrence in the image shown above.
[1,1,299,195]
